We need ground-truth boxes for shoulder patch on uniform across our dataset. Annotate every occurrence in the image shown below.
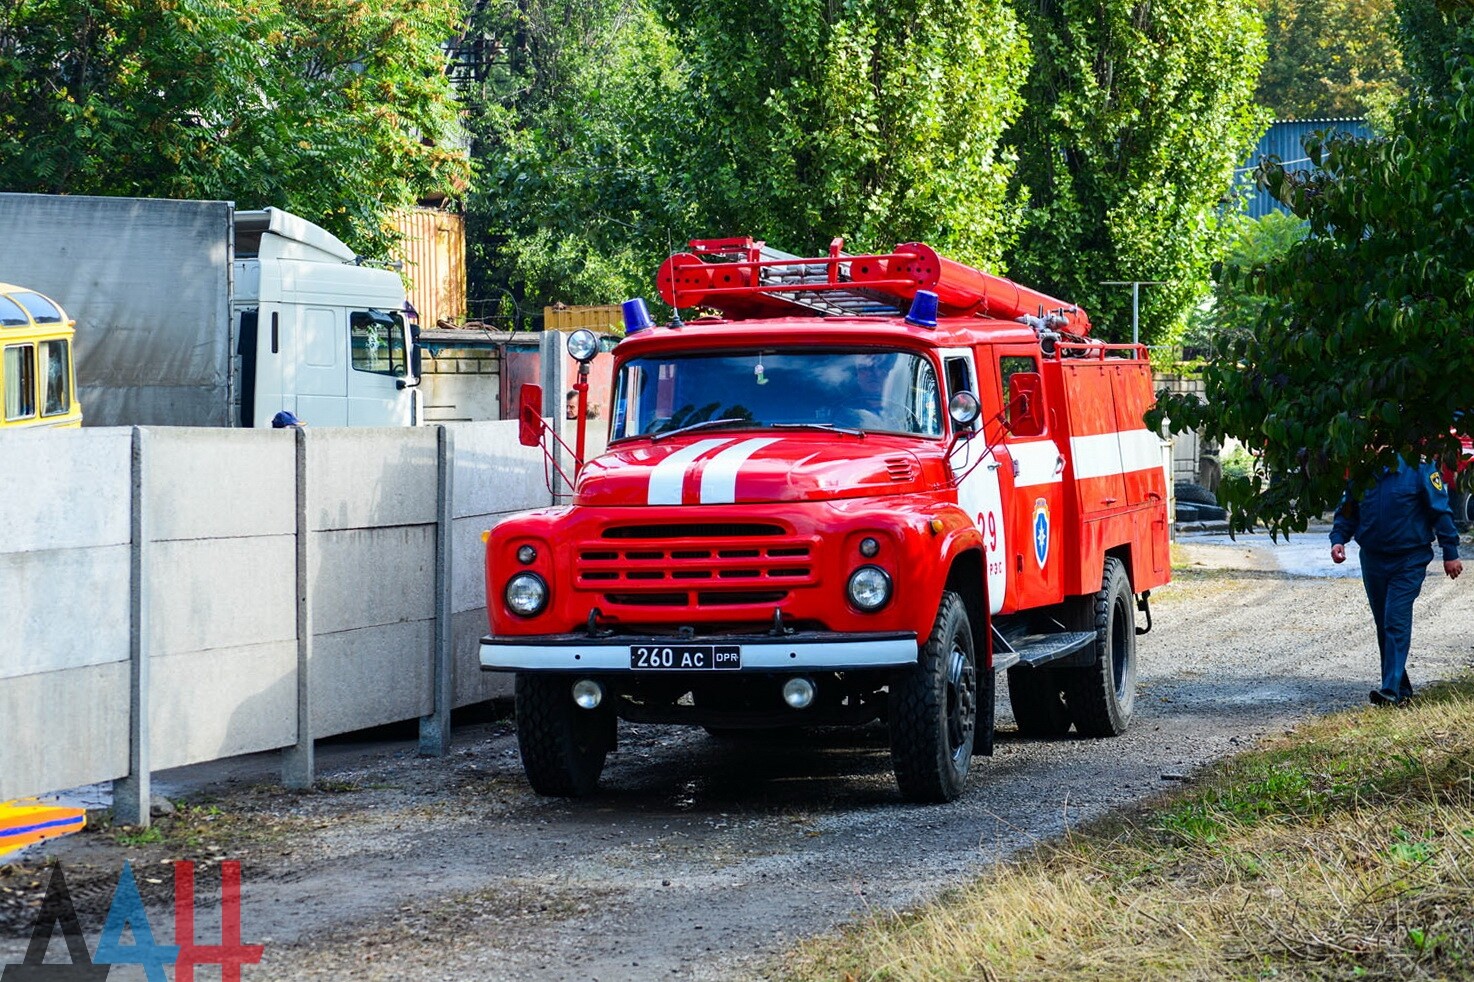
[1431,472,1445,493]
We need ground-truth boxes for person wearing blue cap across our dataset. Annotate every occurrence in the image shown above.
[1330,457,1463,706]
[271,410,305,429]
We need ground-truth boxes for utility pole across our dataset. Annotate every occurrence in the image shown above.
[1100,281,1165,345]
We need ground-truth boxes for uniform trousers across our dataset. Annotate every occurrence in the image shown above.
[1357,547,1431,700]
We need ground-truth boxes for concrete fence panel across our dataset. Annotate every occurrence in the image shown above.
[143,429,298,771]
[0,429,133,800]
[307,428,440,737]
[447,420,548,706]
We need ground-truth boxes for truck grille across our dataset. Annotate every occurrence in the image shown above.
[579,523,815,608]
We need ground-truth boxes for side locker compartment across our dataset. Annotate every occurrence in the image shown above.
[1109,360,1170,586]
[1057,360,1123,597]
[1110,361,1162,507]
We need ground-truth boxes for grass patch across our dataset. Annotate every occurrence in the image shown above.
[782,675,1474,981]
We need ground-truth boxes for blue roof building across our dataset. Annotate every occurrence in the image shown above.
[1237,118,1374,219]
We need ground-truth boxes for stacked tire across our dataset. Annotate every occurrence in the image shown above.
[1174,481,1226,523]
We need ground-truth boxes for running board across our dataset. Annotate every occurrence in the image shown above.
[990,629,1097,673]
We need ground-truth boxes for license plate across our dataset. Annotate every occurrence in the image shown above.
[629,644,741,671]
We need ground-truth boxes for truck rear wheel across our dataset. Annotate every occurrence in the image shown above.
[888,590,977,803]
[515,674,614,797]
[1062,557,1137,737]
[1007,667,1072,736]
[1452,490,1472,531]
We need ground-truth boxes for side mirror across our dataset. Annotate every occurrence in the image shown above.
[1008,372,1046,438]
[518,383,545,447]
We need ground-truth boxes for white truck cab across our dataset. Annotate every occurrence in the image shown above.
[234,208,418,428]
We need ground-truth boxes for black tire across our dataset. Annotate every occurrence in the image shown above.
[1061,557,1137,737]
[1174,481,1218,507]
[514,674,614,797]
[1451,491,1471,531]
[888,591,978,803]
[1006,666,1072,736]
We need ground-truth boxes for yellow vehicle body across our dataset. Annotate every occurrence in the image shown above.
[0,281,82,429]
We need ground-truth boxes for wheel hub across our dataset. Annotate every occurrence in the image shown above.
[945,645,976,761]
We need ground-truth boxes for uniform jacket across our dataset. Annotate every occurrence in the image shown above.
[1329,459,1462,561]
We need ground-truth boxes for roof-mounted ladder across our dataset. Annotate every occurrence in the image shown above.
[656,236,1092,334]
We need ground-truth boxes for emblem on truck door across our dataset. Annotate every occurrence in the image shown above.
[1033,497,1050,568]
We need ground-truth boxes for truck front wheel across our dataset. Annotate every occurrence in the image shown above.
[515,674,614,797]
[888,590,977,803]
[1062,556,1137,737]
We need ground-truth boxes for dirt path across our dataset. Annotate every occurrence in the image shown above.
[4,531,1471,981]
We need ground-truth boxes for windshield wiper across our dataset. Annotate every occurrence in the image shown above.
[768,422,865,437]
[649,417,753,442]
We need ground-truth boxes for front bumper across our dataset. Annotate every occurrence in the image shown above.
[480,631,919,673]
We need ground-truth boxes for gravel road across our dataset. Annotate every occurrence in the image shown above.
[4,528,1471,981]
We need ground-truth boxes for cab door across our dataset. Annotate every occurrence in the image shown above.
[995,345,1066,611]
[294,305,349,426]
[347,308,413,426]
[944,347,1007,614]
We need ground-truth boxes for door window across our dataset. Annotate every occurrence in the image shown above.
[4,344,36,421]
[40,339,70,416]
[1000,355,1040,430]
[350,310,408,377]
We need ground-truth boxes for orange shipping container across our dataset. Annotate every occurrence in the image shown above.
[393,208,466,327]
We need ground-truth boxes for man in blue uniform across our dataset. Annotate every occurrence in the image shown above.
[1330,459,1463,705]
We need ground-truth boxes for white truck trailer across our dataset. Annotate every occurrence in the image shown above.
[0,192,420,427]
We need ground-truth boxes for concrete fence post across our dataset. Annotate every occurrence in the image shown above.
[420,425,454,757]
[282,425,315,788]
[114,427,151,827]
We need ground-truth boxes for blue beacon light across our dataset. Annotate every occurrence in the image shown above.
[905,290,939,328]
[622,298,656,334]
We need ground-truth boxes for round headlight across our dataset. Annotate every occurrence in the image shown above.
[505,572,548,616]
[516,544,537,565]
[847,565,892,612]
[566,329,599,363]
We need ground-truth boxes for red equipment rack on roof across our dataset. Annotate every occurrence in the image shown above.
[656,236,1092,335]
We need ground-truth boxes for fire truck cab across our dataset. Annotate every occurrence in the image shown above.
[481,238,1170,802]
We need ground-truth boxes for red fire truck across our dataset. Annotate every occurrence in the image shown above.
[481,237,1171,802]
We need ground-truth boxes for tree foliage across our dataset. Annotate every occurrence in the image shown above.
[1256,0,1407,121]
[1151,4,1474,537]
[1003,0,1267,346]
[1182,210,1308,355]
[0,0,468,253]
[461,0,686,323]
[657,0,1031,271]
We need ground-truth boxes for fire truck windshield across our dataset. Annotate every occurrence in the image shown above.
[610,349,943,440]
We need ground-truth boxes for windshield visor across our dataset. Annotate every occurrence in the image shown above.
[611,349,943,440]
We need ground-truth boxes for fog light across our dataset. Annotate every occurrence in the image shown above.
[516,544,537,564]
[572,679,604,710]
[859,536,879,557]
[782,677,815,709]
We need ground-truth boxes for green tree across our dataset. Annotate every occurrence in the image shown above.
[460,0,686,324]
[1256,0,1408,121]
[659,0,1031,271]
[0,0,468,253]
[1182,210,1308,355]
[1003,0,1267,346]
[1151,3,1474,537]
